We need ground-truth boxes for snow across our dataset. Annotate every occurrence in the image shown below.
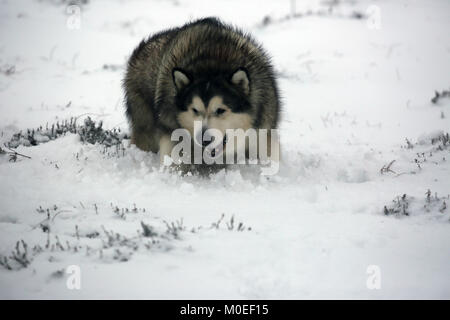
[0,0,449,299]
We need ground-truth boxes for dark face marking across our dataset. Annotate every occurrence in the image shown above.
[174,76,251,114]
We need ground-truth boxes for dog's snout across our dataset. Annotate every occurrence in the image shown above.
[194,126,209,146]
[202,127,212,147]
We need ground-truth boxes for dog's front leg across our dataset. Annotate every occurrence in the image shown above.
[159,134,175,165]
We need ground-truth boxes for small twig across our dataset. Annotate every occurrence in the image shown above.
[380,160,396,174]
[211,213,225,229]
[51,210,72,222]
[226,215,235,230]
[1,145,31,159]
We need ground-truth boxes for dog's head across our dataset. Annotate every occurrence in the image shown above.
[173,68,253,147]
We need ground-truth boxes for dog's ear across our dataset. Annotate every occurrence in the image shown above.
[230,68,250,95]
[172,68,191,91]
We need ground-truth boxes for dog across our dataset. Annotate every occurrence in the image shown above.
[123,17,280,171]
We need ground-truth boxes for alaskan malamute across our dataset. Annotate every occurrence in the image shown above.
[123,17,280,170]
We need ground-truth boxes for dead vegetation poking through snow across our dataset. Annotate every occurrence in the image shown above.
[258,5,366,29]
[431,89,450,104]
[384,190,448,218]
[0,64,16,76]
[6,117,128,149]
[0,204,251,271]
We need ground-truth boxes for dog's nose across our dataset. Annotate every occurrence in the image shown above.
[202,127,212,147]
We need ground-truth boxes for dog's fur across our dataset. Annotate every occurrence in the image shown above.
[123,17,280,164]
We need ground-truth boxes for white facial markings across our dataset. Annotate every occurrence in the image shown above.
[207,96,252,135]
[206,96,229,117]
[177,95,252,137]
[190,96,206,115]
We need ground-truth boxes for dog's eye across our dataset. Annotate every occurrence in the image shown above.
[215,108,226,115]
[192,108,199,115]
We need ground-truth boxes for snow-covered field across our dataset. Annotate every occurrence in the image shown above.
[0,0,449,299]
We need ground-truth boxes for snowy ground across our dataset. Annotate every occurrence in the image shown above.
[0,0,449,299]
